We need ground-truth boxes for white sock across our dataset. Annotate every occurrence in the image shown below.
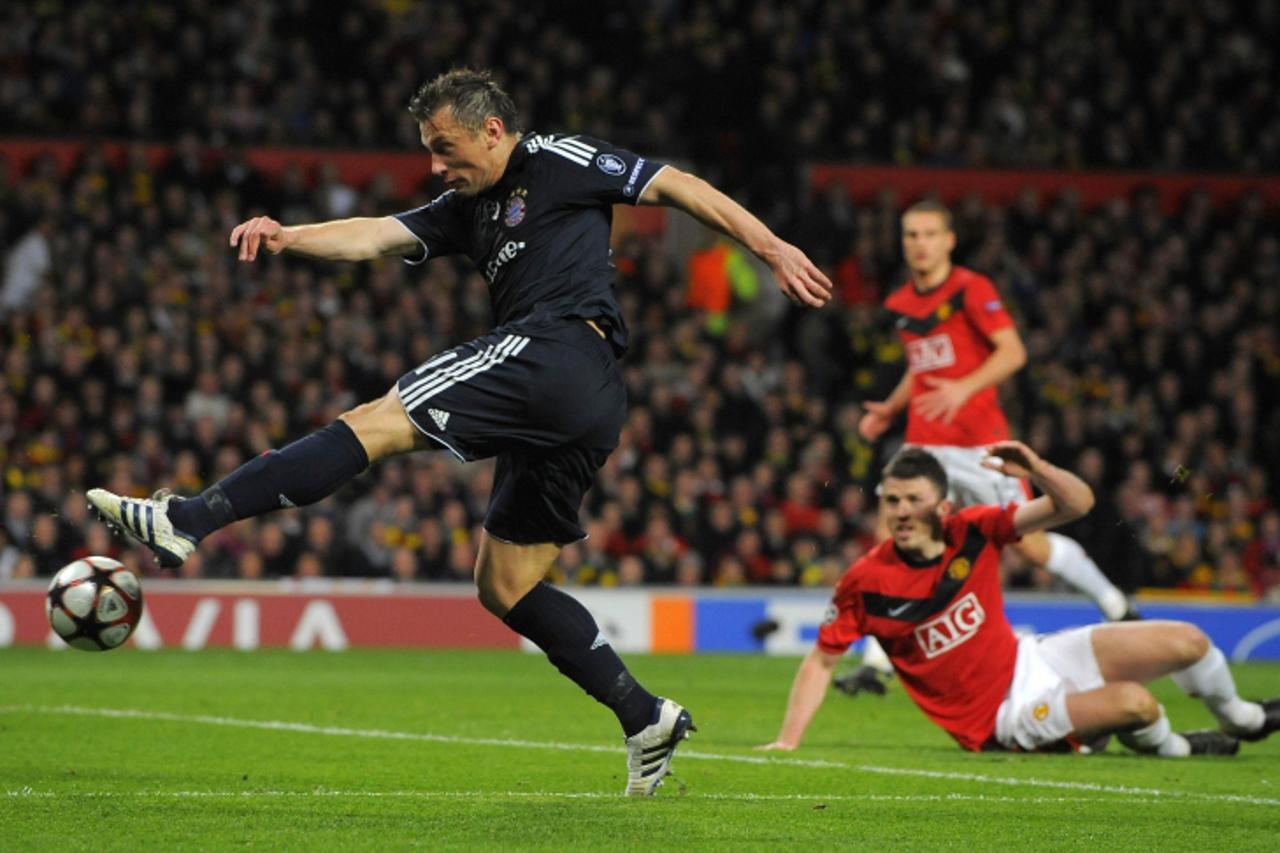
[1170,645,1265,732]
[861,636,893,674]
[1043,532,1128,620]
[1117,710,1190,757]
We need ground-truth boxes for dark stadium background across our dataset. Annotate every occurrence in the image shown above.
[1,0,1278,604]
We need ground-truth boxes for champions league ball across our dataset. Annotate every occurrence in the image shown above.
[46,556,144,651]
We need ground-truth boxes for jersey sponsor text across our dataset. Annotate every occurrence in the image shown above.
[913,592,985,658]
[906,333,957,372]
[486,240,525,282]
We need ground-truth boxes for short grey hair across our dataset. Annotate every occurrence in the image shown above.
[407,67,521,134]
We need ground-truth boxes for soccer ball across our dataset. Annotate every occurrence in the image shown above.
[46,556,144,651]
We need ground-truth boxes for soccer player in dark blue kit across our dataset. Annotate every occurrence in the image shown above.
[88,68,833,795]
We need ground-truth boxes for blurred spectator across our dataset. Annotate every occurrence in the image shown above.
[4,1,1280,180]
[1244,511,1280,598]
[0,15,1278,600]
[2,219,53,315]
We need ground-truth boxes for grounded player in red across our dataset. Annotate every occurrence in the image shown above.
[859,201,1134,626]
[761,445,1276,756]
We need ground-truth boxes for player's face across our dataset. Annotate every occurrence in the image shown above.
[420,107,502,196]
[901,212,956,279]
[880,476,949,554]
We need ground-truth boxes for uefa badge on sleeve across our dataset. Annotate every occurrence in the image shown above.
[596,153,626,175]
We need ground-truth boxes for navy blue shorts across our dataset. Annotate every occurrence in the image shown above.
[396,319,626,545]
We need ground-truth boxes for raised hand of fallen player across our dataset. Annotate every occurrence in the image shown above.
[981,440,1043,479]
[230,215,290,261]
[768,242,833,308]
[913,375,971,422]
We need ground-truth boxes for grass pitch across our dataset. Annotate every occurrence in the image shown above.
[1,647,1277,850]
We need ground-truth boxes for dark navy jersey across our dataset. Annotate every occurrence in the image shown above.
[393,132,667,355]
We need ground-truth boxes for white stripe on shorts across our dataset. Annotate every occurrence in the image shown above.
[400,338,516,407]
[399,341,502,402]
[403,335,528,408]
[400,335,530,411]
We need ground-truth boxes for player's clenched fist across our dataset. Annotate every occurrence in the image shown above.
[229,215,290,261]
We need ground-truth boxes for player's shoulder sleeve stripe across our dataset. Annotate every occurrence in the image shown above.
[544,142,591,166]
[553,135,598,156]
[522,133,597,166]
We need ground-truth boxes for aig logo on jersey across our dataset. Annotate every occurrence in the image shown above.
[906,334,956,372]
[913,592,985,659]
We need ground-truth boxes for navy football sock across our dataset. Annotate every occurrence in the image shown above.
[504,581,657,737]
[168,420,369,541]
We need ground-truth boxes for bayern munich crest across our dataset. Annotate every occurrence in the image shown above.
[504,192,527,227]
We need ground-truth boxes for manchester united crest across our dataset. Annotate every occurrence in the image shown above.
[937,303,953,321]
[946,557,971,581]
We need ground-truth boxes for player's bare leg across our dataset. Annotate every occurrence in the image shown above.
[1062,681,1235,755]
[1014,531,1135,621]
[473,534,560,616]
[87,387,423,565]
[1077,621,1271,752]
[338,388,434,461]
[475,532,694,795]
[1090,620,1210,683]
[1065,682,1162,740]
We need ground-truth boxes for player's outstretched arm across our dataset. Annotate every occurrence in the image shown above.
[639,167,832,308]
[759,647,842,751]
[860,370,914,441]
[983,441,1095,535]
[229,215,417,263]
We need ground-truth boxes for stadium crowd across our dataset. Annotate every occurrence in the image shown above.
[1,0,1278,599]
[1,140,1278,598]
[3,0,1279,184]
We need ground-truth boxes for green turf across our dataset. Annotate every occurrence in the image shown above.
[1,648,1277,850]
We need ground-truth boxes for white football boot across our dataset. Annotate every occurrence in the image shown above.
[87,488,197,568]
[624,697,696,796]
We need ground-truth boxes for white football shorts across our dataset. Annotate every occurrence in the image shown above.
[994,626,1104,751]
[911,444,1031,508]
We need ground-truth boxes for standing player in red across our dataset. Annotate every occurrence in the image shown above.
[761,444,1278,755]
[860,201,1133,622]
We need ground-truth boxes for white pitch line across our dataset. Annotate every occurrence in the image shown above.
[3,788,1179,806]
[1,704,1275,807]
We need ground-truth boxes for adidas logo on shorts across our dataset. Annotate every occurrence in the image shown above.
[428,408,450,430]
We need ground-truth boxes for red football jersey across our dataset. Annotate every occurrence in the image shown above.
[884,266,1015,446]
[817,504,1022,751]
